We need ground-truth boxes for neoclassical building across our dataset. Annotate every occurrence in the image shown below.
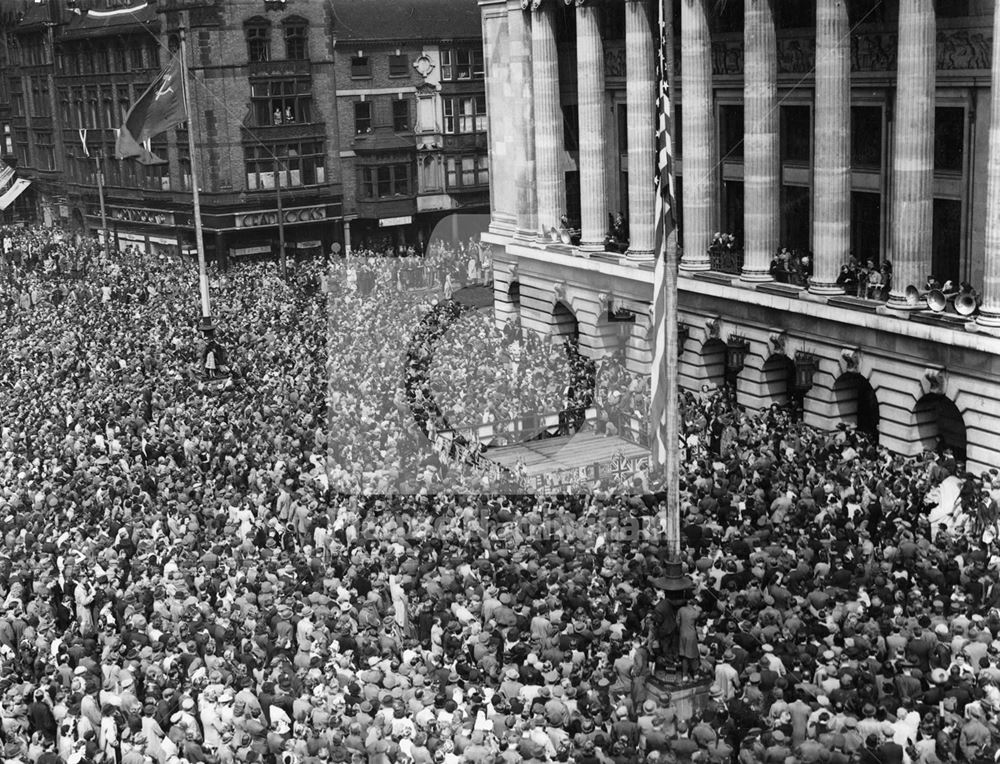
[480,0,1000,471]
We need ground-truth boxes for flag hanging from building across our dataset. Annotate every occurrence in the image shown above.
[649,0,677,470]
[115,56,186,165]
[0,178,31,211]
[0,163,14,191]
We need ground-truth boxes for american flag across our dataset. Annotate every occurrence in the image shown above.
[649,0,677,471]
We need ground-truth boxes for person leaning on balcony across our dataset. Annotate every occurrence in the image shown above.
[607,213,628,254]
[837,261,860,294]
[866,260,884,300]
[770,249,790,283]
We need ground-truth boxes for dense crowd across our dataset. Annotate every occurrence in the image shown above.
[595,355,652,443]
[426,313,593,440]
[347,239,490,296]
[0,225,997,763]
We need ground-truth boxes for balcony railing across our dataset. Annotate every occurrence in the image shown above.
[708,247,744,275]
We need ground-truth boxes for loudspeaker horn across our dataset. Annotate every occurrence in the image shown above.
[905,285,920,306]
[926,289,947,312]
[955,293,978,316]
[559,230,572,245]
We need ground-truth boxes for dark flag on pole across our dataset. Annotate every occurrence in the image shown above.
[115,56,187,165]
[649,0,677,471]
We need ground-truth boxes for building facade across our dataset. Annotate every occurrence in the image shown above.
[5,0,345,263]
[332,0,489,253]
[0,1,26,219]
[481,0,1000,471]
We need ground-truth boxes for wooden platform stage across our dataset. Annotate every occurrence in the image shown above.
[485,428,650,478]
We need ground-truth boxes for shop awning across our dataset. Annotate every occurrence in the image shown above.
[0,179,31,211]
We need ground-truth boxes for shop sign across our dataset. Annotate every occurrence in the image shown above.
[378,215,412,228]
[110,207,175,226]
[235,205,328,229]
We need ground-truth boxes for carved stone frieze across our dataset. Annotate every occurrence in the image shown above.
[604,43,626,78]
[840,347,861,376]
[922,367,948,397]
[710,29,991,78]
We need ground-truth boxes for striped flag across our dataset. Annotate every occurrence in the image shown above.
[649,0,677,471]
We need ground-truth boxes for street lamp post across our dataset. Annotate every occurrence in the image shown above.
[792,351,818,422]
[724,335,750,396]
[94,150,110,259]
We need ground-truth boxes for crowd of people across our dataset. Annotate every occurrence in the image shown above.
[0,224,997,764]
[769,249,814,288]
[425,313,592,441]
[835,258,893,300]
[347,238,491,297]
[594,355,652,444]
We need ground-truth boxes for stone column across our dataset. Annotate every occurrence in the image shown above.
[575,0,609,252]
[509,0,537,238]
[887,0,935,310]
[679,0,715,271]
[741,0,778,282]
[809,0,850,295]
[978,6,1000,327]
[624,0,656,260]
[531,0,566,239]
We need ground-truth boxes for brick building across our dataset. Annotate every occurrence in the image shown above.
[331,0,488,253]
[5,0,345,263]
[0,2,24,219]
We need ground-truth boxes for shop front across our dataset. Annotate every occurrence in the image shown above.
[225,201,343,265]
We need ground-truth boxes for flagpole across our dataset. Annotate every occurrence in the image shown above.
[664,0,680,561]
[179,27,213,333]
[95,152,110,259]
[79,124,110,259]
[276,158,287,279]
